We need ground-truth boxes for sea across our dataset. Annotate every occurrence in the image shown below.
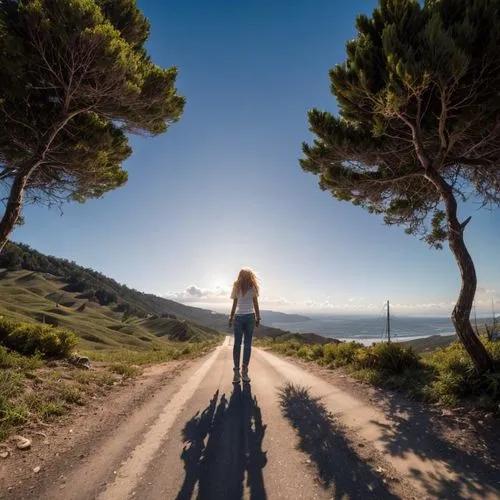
[268,314,459,345]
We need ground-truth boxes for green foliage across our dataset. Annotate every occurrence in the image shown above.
[24,392,66,419]
[0,370,28,434]
[0,345,43,370]
[85,339,217,365]
[297,346,310,359]
[0,314,217,440]
[354,342,420,373]
[0,0,185,247]
[0,317,78,358]
[353,368,382,386]
[71,370,116,386]
[319,341,363,368]
[261,337,419,374]
[309,343,325,361]
[260,335,500,408]
[301,0,499,373]
[302,0,500,239]
[332,341,363,367]
[94,288,118,306]
[426,342,473,377]
[109,362,141,378]
[422,337,500,405]
[0,351,120,439]
[57,384,85,405]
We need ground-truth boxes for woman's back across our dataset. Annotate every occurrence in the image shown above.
[231,285,255,315]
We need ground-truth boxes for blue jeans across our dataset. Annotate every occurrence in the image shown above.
[233,313,255,368]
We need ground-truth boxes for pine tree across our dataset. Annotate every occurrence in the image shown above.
[0,0,185,250]
[301,0,500,372]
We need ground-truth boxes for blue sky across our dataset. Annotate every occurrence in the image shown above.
[11,0,500,316]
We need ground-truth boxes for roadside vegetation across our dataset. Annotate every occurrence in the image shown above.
[86,340,216,366]
[0,317,219,441]
[0,254,223,442]
[256,337,500,411]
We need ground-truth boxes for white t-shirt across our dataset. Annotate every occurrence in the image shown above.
[231,285,256,315]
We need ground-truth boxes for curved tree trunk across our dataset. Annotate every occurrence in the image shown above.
[0,115,82,253]
[426,170,493,374]
[0,161,40,253]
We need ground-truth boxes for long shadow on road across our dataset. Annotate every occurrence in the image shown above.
[176,382,267,500]
[279,383,399,500]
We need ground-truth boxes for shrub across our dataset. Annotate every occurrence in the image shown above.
[0,371,27,433]
[322,343,338,365]
[110,363,140,378]
[474,371,500,400]
[24,393,66,419]
[57,384,85,405]
[309,344,324,361]
[421,339,500,405]
[426,342,473,377]
[334,341,362,367]
[180,345,192,356]
[0,318,16,343]
[0,345,43,370]
[354,368,382,385]
[297,346,311,359]
[485,338,500,360]
[265,332,500,408]
[0,318,78,358]
[286,341,302,352]
[355,342,420,374]
[422,370,466,406]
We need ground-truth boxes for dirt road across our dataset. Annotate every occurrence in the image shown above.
[3,336,499,499]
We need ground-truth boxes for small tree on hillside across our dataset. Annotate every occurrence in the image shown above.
[301,0,500,373]
[0,0,185,251]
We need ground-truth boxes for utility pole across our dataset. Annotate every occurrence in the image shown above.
[387,300,391,343]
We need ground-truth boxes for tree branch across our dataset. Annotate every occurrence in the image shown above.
[461,216,472,230]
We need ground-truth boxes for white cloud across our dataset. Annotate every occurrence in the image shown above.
[261,297,291,307]
[165,284,300,310]
[163,284,500,316]
[186,285,203,298]
[164,285,231,304]
[347,296,365,303]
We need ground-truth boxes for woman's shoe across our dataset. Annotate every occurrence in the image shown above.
[233,368,241,383]
[241,365,250,382]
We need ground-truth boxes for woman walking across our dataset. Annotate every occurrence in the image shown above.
[229,268,261,383]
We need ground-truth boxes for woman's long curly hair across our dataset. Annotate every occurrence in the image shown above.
[234,268,259,296]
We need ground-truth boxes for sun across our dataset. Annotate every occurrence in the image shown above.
[211,274,231,290]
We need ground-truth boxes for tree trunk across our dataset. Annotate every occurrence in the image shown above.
[0,115,82,253]
[426,170,493,373]
[0,161,40,253]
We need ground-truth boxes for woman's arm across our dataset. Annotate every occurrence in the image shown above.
[229,298,237,327]
[253,296,261,327]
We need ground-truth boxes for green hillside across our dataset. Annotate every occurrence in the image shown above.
[397,334,458,353]
[0,269,221,351]
[0,242,292,339]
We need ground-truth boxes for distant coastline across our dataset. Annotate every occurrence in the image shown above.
[267,315,457,342]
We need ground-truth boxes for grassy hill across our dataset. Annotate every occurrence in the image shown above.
[0,242,297,340]
[0,269,221,351]
[397,334,458,353]
[0,242,298,345]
